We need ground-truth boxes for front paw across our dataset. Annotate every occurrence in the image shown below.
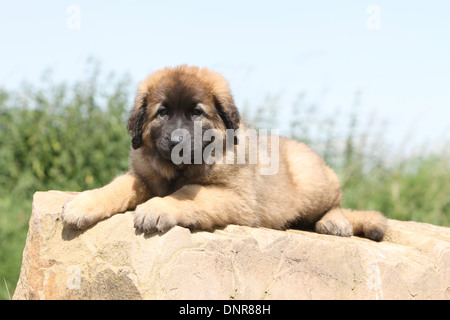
[62,191,104,229]
[133,198,179,234]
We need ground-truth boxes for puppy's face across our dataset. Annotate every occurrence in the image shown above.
[127,65,240,164]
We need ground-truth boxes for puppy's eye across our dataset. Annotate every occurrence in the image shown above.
[158,107,168,117]
[192,108,203,117]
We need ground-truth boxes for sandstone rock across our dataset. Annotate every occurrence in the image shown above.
[13,191,450,300]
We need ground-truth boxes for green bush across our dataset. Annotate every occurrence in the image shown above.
[0,63,132,299]
[0,64,449,299]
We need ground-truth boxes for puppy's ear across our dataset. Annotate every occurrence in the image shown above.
[127,93,148,150]
[213,95,240,145]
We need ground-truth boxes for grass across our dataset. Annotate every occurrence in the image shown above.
[0,63,449,299]
[3,278,11,300]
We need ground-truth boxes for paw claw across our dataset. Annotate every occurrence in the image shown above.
[133,199,178,234]
[61,192,105,230]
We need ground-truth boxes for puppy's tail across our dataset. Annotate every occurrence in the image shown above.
[341,209,388,242]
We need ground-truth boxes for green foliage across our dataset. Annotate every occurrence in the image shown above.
[0,63,133,299]
[0,69,131,195]
[1,64,449,299]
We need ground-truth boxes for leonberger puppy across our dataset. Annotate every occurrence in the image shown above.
[62,65,387,241]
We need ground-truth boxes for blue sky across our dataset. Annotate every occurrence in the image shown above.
[1,1,449,150]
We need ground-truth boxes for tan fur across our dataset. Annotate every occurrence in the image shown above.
[62,65,387,241]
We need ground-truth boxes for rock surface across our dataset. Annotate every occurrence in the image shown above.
[13,191,450,300]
